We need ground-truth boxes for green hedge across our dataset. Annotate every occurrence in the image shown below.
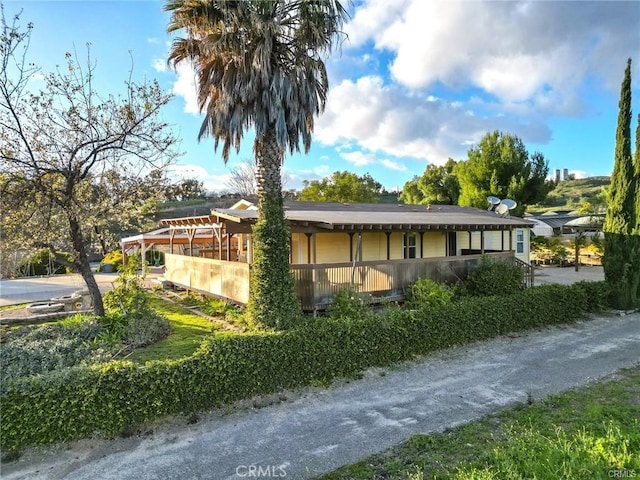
[0,281,611,452]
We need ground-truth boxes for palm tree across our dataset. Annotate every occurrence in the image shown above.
[166,0,348,329]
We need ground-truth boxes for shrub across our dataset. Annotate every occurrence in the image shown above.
[465,256,523,296]
[406,278,454,309]
[0,318,105,381]
[102,256,171,347]
[16,249,74,276]
[99,250,124,271]
[327,286,373,320]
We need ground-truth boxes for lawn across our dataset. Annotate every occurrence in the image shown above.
[320,365,640,480]
[125,295,226,363]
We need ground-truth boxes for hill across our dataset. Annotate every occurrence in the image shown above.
[529,176,610,213]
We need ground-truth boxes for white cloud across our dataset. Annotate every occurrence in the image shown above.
[315,76,551,165]
[29,73,45,81]
[167,164,230,193]
[381,159,407,172]
[347,0,639,110]
[152,58,167,73]
[340,151,377,167]
[171,61,199,115]
[569,170,589,180]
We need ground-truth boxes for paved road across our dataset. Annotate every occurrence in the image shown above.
[3,311,639,480]
[0,273,121,307]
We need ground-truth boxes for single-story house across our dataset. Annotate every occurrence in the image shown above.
[158,201,534,311]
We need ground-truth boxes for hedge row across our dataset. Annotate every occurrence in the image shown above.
[0,281,610,451]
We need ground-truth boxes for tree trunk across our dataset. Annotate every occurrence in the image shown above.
[247,127,300,329]
[70,217,105,315]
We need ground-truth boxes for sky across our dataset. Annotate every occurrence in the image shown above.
[4,0,640,194]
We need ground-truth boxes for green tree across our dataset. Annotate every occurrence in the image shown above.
[166,0,348,329]
[299,171,383,203]
[635,113,640,231]
[400,159,460,205]
[603,58,639,309]
[0,10,178,315]
[456,131,553,216]
[165,178,207,201]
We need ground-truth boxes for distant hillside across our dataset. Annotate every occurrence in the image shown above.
[530,176,610,213]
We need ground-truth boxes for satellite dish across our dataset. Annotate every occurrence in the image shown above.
[501,198,517,210]
[487,196,500,210]
[495,203,509,216]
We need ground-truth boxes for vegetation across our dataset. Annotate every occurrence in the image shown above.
[0,10,178,315]
[1,280,611,452]
[299,171,384,203]
[320,366,640,480]
[400,159,460,205]
[603,58,640,309]
[166,0,348,330]
[464,256,524,296]
[16,248,75,276]
[125,296,223,363]
[533,176,610,212]
[456,131,553,216]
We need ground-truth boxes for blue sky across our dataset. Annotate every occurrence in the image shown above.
[6,0,640,193]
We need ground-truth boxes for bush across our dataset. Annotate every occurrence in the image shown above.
[99,250,124,271]
[406,278,454,309]
[0,281,611,452]
[465,256,523,296]
[0,318,106,381]
[327,286,373,320]
[102,256,171,347]
[16,249,74,276]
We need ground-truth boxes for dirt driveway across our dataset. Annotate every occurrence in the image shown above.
[3,309,639,480]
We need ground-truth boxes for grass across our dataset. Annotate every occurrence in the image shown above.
[125,296,225,363]
[0,303,27,313]
[320,365,640,480]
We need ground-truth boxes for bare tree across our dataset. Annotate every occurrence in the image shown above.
[225,158,289,198]
[0,7,179,315]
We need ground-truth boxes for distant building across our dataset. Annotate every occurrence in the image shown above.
[553,168,571,182]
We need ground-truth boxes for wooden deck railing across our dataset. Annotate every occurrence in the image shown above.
[164,251,522,311]
[164,254,250,304]
[291,252,514,310]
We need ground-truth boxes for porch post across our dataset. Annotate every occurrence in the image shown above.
[480,230,485,254]
[385,232,392,260]
[141,240,147,278]
[501,230,505,251]
[509,229,513,251]
[403,233,408,259]
[312,233,317,263]
[468,231,472,252]
[419,231,425,258]
[305,233,312,264]
[348,232,355,262]
[169,227,175,254]
[247,234,253,263]
[227,233,233,261]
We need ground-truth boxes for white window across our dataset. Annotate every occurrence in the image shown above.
[516,229,524,254]
[403,233,417,259]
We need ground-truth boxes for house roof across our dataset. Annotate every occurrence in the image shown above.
[210,202,534,232]
[531,214,604,230]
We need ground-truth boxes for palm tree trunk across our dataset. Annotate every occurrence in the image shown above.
[247,127,300,329]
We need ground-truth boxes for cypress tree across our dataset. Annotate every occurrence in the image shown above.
[635,114,640,232]
[603,58,639,309]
